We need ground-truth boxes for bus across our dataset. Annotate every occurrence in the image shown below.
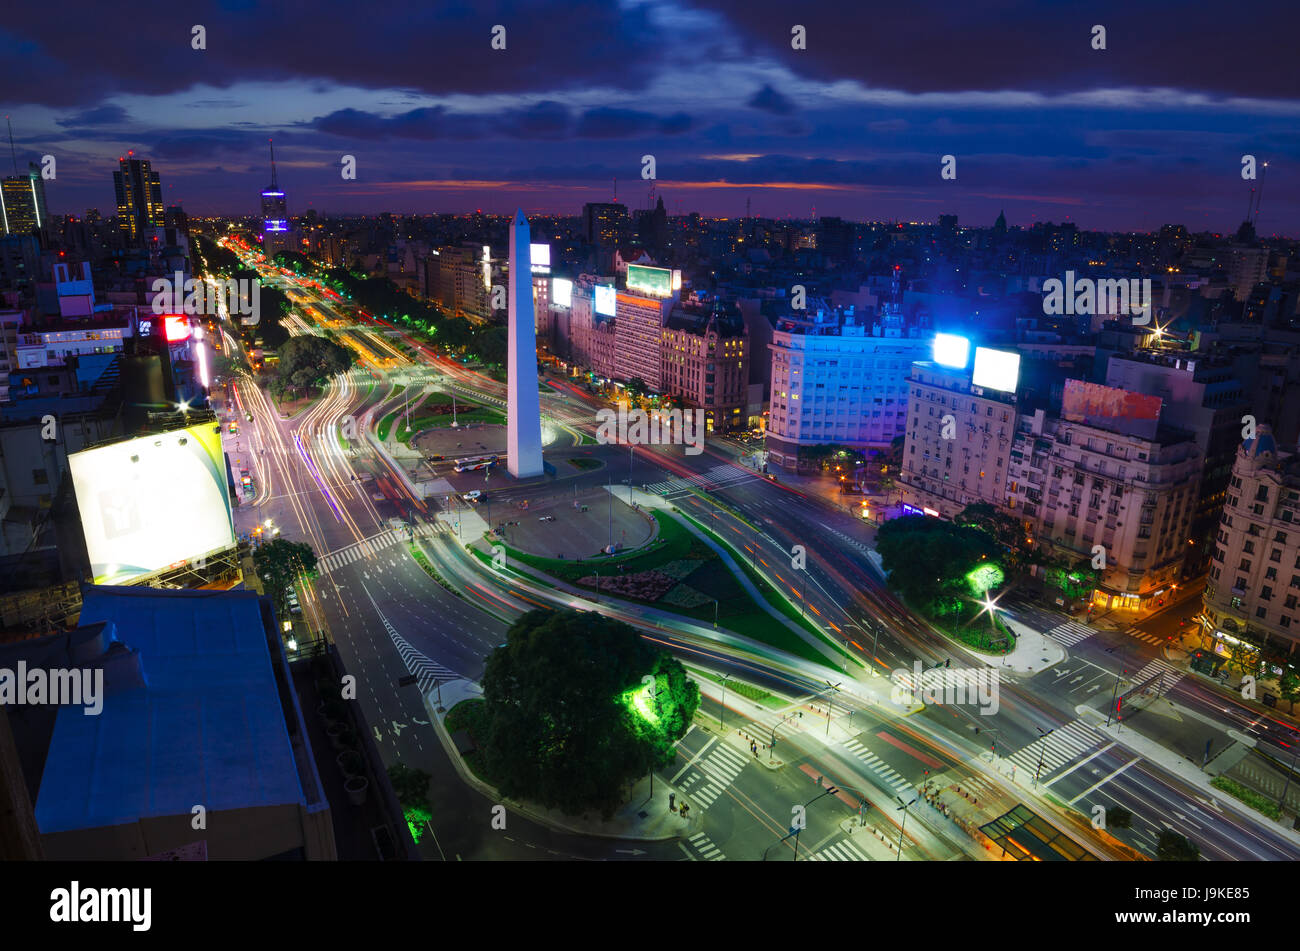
[453,454,498,473]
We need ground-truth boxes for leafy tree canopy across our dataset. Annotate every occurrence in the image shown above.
[276,334,353,391]
[252,538,317,611]
[875,514,1005,611]
[479,608,699,818]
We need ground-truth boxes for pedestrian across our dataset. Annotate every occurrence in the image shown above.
[669,792,676,811]
[678,802,686,818]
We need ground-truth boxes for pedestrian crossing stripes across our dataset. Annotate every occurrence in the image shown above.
[677,742,749,811]
[1131,657,1183,693]
[643,463,757,498]
[1008,718,1104,780]
[682,832,726,861]
[1044,620,1096,647]
[1124,626,1165,646]
[841,739,915,797]
[809,837,871,861]
[318,524,445,574]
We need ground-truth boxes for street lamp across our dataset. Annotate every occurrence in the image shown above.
[895,794,917,861]
[718,674,732,732]
[1032,725,1056,787]
[823,680,842,737]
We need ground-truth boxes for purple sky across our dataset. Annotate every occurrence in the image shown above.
[2,0,1297,233]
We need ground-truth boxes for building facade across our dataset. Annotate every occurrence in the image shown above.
[661,302,748,434]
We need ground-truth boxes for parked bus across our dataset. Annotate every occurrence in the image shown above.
[453,454,498,473]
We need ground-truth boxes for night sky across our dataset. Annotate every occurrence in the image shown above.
[3,0,1297,233]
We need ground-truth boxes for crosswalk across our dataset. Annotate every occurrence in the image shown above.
[1130,657,1183,694]
[680,832,726,861]
[676,740,749,811]
[1044,619,1096,647]
[317,524,445,574]
[643,463,757,498]
[1124,626,1166,646]
[841,738,915,798]
[1008,718,1104,779]
[809,837,872,861]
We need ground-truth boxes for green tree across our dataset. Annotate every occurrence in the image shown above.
[252,538,317,612]
[1155,830,1200,861]
[479,608,699,818]
[624,377,648,404]
[1107,806,1133,830]
[875,515,1004,614]
[1279,668,1300,714]
[276,334,354,396]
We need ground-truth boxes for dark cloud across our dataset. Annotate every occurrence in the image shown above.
[692,0,1300,100]
[748,84,794,115]
[56,104,129,127]
[575,107,692,138]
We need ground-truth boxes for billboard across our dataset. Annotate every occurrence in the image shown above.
[626,264,673,298]
[594,284,616,317]
[69,423,236,584]
[932,333,970,369]
[530,243,550,270]
[1061,379,1162,437]
[551,277,573,308]
[972,347,1020,393]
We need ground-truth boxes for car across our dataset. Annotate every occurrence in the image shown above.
[538,515,556,522]
[462,490,482,502]
[428,454,445,462]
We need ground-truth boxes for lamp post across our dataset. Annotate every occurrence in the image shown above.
[1032,725,1056,787]
[824,680,842,737]
[895,794,917,861]
[718,674,732,732]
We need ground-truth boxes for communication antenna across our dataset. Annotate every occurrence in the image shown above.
[1254,161,1268,226]
[612,177,617,203]
[269,138,278,189]
[7,116,17,175]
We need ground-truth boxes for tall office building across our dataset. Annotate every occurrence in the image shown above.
[582,201,628,270]
[113,155,164,246]
[0,162,48,238]
[260,139,289,259]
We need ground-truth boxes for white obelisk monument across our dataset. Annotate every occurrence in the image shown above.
[507,209,544,478]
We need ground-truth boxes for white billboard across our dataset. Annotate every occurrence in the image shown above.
[69,423,236,584]
[551,277,573,308]
[530,243,551,269]
[972,347,1020,393]
[932,333,970,369]
[594,284,616,317]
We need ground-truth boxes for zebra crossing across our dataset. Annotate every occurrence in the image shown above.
[1008,718,1104,779]
[643,463,756,498]
[841,739,915,798]
[362,582,461,694]
[1124,626,1165,646]
[1130,657,1183,694]
[317,523,445,574]
[1044,619,1096,647]
[676,740,749,811]
[809,837,872,862]
[680,832,726,861]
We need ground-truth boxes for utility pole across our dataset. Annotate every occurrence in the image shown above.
[824,681,842,737]
[1032,725,1055,787]
[895,794,917,861]
[719,674,732,732]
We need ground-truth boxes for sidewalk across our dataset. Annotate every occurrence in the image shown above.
[979,615,1066,676]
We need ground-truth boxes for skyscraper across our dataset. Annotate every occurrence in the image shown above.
[113,154,164,245]
[261,139,289,258]
[0,163,48,238]
[507,210,544,478]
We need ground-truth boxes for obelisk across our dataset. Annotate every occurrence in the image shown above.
[507,209,544,478]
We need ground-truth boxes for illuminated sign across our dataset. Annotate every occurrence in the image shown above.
[69,424,236,585]
[972,347,1020,393]
[594,284,616,317]
[901,503,924,517]
[164,316,191,342]
[551,277,573,308]
[932,333,970,369]
[530,243,550,271]
[482,245,491,290]
[626,264,673,298]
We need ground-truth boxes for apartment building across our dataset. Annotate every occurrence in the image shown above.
[661,301,748,434]
[614,291,675,391]
[897,360,1019,518]
[767,305,929,470]
[1203,426,1300,659]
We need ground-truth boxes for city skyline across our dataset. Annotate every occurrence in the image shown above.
[1,1,1296,233]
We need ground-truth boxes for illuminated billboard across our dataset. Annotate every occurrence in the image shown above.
[932,333,970,369]
[972,347,1020,393]
[626,264,673,298]
[551,277,573,308]
[594,284,616,317]
[69,423,236,584]
[530,243,550,271]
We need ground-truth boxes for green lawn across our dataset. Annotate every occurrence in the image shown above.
[444,699,498,785]
[567,457,602,472]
